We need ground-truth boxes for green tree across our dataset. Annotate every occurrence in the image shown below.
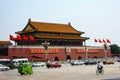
[109,44,120,54]
[119,47,120,53]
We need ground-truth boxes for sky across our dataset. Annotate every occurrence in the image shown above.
[0,0,120,46]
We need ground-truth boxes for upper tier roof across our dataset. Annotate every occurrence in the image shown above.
[16,19,84,34]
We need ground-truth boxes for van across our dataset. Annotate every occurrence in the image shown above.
[12,58,28,67]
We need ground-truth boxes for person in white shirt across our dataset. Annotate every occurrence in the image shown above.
[97,61,102,73]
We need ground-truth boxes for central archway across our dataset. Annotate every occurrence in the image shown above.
[54,56,59,61]
[78,56,82,60]
[66,55,71,60]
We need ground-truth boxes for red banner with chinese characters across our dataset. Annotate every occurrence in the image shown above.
[48,49,59,53]
[87,49,99,52]
[29,48,44,53]
[76,49,85,53]
[77,49,99,53]
[29,48,59,53]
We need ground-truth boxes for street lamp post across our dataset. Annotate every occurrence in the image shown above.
[42,41,50,62]
[104,43,107,58]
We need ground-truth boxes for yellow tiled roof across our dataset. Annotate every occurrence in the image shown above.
[29,20,84,34]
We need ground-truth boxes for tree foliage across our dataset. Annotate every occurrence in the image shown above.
[109,44,120,54]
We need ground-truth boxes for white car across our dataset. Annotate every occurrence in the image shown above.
[32,62,45,67]
[71,60,85,66]
[0,64,10,71]
[79,60,85,65]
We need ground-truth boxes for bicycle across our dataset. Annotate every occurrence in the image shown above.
[96,66,104,75]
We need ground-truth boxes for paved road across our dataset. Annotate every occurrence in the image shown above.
[0,63,120,80]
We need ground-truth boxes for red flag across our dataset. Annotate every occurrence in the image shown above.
[9,34,15,40]
[30,35,35,41]
[23,35,28,41]
[102,39,106,43]
[94,39,97,43]
[99,39,102,43]
[17,35,22,41]
[106,39,111,43]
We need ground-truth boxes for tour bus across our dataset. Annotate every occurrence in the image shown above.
[0,59,15,69]
[12,58,28,67]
